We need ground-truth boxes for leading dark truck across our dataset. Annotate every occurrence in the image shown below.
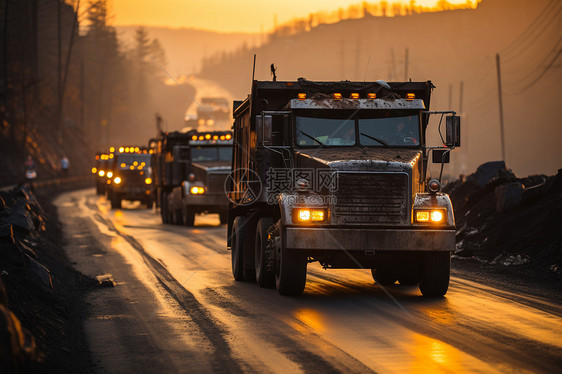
[227,78,461,297]
[151,130,233,225]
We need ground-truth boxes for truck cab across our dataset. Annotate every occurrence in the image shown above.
[228,79,460,297]
[166,131,233,226]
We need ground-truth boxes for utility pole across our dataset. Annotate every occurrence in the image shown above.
[495,53,505,161]
[340,40,345,79]
[448,84,452,109]
[390,47,396,80]
[404,47,409,81]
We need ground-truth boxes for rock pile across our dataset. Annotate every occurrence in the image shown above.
[445,162,562,280]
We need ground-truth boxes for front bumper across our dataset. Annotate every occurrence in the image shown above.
[285,227,455,251]
[183,194,228,208]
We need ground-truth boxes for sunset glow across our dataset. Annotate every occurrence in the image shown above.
[109,0,480,33]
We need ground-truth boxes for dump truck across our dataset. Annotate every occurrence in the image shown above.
[106,146,153,209]
[152,130,233,225]
[227,78,461,297]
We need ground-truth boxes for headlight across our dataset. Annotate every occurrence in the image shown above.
[98,170,105,177]
[415,209,446,223]
[107,171,113,178]
[113,177,122,184]
[190,186,205,194]
[293,208,326,223]
[145,177,152,184]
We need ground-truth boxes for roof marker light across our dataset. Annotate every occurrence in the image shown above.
[350,93,360,99]
[205,134,211,140]
[225,134,232,140]
[368,93,376,99]
[298,93,306,100]
[406,93,415,100]
[333,93,342,100]
[192,135,197,140]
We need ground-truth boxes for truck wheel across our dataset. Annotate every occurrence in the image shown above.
[275,223,307,296]
[110,193,121,209]
[160,192,168,224]
[219,212,228,225]
[182,205,195,226]
[254,218,275,288]
[173,209,184,225]
[371,268,397,286]
[419,252,450,297]
[231,216,246,281]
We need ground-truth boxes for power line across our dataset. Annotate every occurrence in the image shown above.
[501,0,561,57]
[504,47,562,94]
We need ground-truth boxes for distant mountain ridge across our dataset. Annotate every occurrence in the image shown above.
[115,25,261,76]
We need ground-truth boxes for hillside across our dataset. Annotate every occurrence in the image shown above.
[115,26,260,76]
[198,0,562,177]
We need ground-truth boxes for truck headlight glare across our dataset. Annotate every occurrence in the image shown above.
[107,171,113,178]
[294,208,326,223]
[190,186,205,194]
[98,170,105,177]
[113,177,121,184]
[415,209,445,223]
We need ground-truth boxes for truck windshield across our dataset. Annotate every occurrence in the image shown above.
[190,146,232,162]
[358,114,420,146]
[296,117,355,146]
[295,111,420,147]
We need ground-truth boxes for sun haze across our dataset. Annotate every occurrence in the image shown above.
[110,0,478,33]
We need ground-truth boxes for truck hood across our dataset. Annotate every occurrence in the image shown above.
[295,147,421,171]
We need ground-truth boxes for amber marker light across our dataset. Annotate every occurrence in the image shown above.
[350,93,360,99]
[199,135,204,140]
[406,93,415,100]
[190,186,205,194]
[145,177,152,184]
[225,134,232,140]
[333,93,342,100]
[119,147,124,153]
[213,135,219,140]
[298,93,306,100]
[367,93,376,99]
[416,211,430,222]
[109,147,115,153]
[205,134,211,140]
[220,135,225,140]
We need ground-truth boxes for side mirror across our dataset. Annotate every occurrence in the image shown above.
[445,115,461,147]
[432,149,450,164]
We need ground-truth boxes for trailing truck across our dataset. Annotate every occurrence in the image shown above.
[106,146,154,209]
[152,130,233,225]
[227,78,461,297]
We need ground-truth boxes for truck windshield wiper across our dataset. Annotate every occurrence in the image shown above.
[360,132,389,147]
[299,131,326,147]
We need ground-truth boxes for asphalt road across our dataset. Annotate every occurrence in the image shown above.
[55,189,562,373]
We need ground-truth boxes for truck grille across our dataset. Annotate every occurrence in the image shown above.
[206,172,228,194]
[334,172,409,224]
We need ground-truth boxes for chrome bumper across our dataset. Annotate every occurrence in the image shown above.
[285,227,455,251]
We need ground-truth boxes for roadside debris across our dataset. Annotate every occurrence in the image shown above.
[445,162,562,280]
[0,184,95,372]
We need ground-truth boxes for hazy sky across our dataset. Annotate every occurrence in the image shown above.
[109,0,476,33]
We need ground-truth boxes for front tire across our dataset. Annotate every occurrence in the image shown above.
[419,252,450,297]
[274,222,307,296]
[182,205,195,226]
[371,267,397,286]
[255,218,275,288]
[231,216,246,281]
[110,193,121,209]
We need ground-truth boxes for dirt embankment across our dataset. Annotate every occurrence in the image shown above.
[0,186,95,373]
[446,161,562,283]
